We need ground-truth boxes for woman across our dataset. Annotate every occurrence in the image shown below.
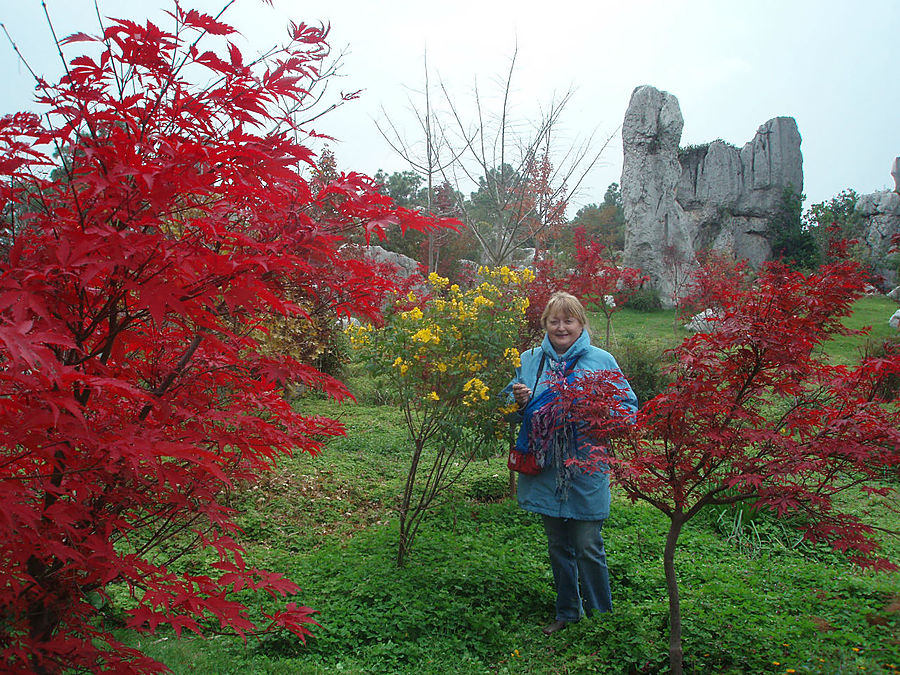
[509,292,637,636]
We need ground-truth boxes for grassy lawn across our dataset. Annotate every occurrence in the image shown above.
[118,298,900,674]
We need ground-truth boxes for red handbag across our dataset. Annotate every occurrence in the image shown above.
[507,447,543,475]
[507,352,547,475]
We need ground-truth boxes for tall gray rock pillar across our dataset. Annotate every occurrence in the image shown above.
[621,85,693,306]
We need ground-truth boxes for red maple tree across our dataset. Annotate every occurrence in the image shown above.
[0,5,443,673]
[568,229,646,347]
[556,256,900,674]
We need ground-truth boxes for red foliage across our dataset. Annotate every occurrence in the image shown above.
[568,258,900,566]
[556,256,899,671]
[567,230,646,346]
[515,153,568,250]
[0,5,447,673]
[676,250,752,322]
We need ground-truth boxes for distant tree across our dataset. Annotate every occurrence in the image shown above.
[373,170,472,274]
[558,183,625,258]
[375,169,424,208]
[374,169,428,262]
[769,186,819,271]
[803,188,897,284]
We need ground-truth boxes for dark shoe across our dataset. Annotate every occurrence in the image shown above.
[542,619,568,636]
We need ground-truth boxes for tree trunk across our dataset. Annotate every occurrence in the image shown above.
[664,514,685,675]
[508,468,517,498]
[396,438,425,567]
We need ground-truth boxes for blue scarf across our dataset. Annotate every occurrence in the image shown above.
[515,356,581,499]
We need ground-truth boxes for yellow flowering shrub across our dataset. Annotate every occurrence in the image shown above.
[349,268,528,443]
[347,266,531,562]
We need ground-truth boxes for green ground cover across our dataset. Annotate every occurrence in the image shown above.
[119,299,900,674]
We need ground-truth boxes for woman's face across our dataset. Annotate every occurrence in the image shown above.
[545,311,583,354]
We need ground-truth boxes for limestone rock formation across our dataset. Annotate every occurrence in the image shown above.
[621,85,691,305]
[675,117,803,271]
[364,245,421,279]
[621,85,803,303]
[857,190,900,287]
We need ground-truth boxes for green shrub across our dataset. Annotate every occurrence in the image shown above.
[614,337,674,406]
[463,474,509,502]
[623,285,663,312]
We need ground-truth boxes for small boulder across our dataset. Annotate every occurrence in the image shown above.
[685,308,722,333]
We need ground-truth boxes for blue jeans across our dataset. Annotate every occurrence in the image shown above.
[541,516,612,622]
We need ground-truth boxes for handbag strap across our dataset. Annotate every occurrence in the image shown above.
[520,350,583,409]
[522,351,546,408]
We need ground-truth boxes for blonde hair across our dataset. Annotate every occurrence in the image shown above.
[540,292,589,332]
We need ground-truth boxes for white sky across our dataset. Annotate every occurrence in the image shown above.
[2,0,898,212]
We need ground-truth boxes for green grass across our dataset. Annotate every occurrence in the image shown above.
[825,295,899,364]
[121,460,899,674]
[596,295,899,364]
[115,299,900,674]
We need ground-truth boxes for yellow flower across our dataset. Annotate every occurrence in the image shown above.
[392,356,404,368]
[407,291,417,303]
[428,272,449,288]
[400,364,409,375]
[504,347,521,367]
[436,362,447,372]
[428,391,440,401]
[412,326,440,344]
[401,307,424,321]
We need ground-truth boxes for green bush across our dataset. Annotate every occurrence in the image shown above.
[463,474,509,502]
[623,285,663,312]
[614,337,674,406]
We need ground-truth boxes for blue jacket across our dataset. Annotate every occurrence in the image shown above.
[507,330,637,520]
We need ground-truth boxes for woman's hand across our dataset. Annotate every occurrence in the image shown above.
[512,383,532,407]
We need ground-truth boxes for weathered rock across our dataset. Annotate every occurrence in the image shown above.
[736,117,804,214]
[621,85,693,306]
[676,118,803,270]
[856,190,900,287]
[364,245,421,279]
[889,309,900,331]
[685,308,722,333]
[621,85,804,303]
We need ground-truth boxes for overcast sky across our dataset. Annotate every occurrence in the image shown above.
[2,0,898,212]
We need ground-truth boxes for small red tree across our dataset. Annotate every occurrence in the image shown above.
[569,229,646,347]
[516,152,569,251]
[558,257,900,674]
[518,255,568,349]
[675,250,752,322]
[0,5,443,673]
